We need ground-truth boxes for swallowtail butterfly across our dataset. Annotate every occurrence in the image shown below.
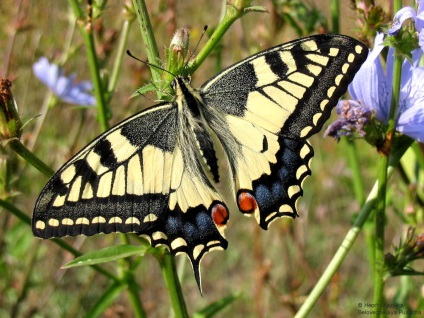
[33,34,368,289]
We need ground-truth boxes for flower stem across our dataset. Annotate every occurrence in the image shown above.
[8,139,54,177]
[371,25,403,315]
[188,2,264,74]
[346,139,376,272]
[345,139,365,204]
[387,54,403,132]
[330,0,340,33]
[126,275,147,318]
[373,152,389,313]
[294,137,413,317]
[157,252,189,318]
[131,0,162,92]
[188,5,241,74]
[68,0,110,131]
[107,16,134,100]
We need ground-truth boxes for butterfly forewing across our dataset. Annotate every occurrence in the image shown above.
[33,34,368,289]
[200,34,368,228]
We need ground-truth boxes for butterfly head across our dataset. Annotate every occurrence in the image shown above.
[170,75,192,89]
[170,76,195,98]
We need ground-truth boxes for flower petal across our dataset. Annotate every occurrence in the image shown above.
[33,57,60,89]
[419,0,424,15]
[388,7,417,35]
[33,57,95,106]
[397,106,424,141]
[419,29,424,52]
[349,33,387,121]
[63,82,96,106]
[54,74,74,98]
[397,67,424,141]
[385,46,416,121]
[416,5,424,30]
[411,48,423,66]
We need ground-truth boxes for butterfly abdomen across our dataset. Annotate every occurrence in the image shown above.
[174,77,222,184]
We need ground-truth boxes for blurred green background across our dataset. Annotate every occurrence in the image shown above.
[1,0,423,317]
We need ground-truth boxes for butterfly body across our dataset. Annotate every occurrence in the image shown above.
[33,34,368,289]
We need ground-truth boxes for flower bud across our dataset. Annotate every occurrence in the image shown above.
[385,228,424,277]
[0,79,22,142]
[167,28,190,76]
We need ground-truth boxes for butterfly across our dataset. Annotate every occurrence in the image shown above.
[33,34,368,290]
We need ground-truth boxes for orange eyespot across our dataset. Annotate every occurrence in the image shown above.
[237,191,257,214]
[211,203,229,226]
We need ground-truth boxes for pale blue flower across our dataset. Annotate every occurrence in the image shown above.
[327,33,424,142]
[388,1,424,52]
[387,7,417,35]
[33,57,95,106]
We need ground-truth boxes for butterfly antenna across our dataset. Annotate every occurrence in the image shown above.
[126,50,175,78]
[185,25,208,70]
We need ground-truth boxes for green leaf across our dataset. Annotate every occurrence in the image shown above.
[130,83,159,98]
[63,244,149,268]
[193,292,241,318]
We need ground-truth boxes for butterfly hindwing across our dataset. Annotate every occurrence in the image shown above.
[200,34,368,228]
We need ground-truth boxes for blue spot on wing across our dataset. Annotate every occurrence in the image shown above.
[255,184,273,210]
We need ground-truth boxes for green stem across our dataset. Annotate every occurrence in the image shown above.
[0,198,31,225]
[330,0,340,34]
[68,0,109,131]
[107,18,134,98]
[189,4,247,74]
[394,0,403,18]
[294,139,413,318]
[8,139,54,177]
[371,22,403,315]
[27,88,54,151]
[157,252,189,318]
[345,139,365,204]
[346,138,375,273]
[373,153,388,314]
[387,52,403,132]
[188,1,266,74]
[131,0,161,86]
[126,278,147,318]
